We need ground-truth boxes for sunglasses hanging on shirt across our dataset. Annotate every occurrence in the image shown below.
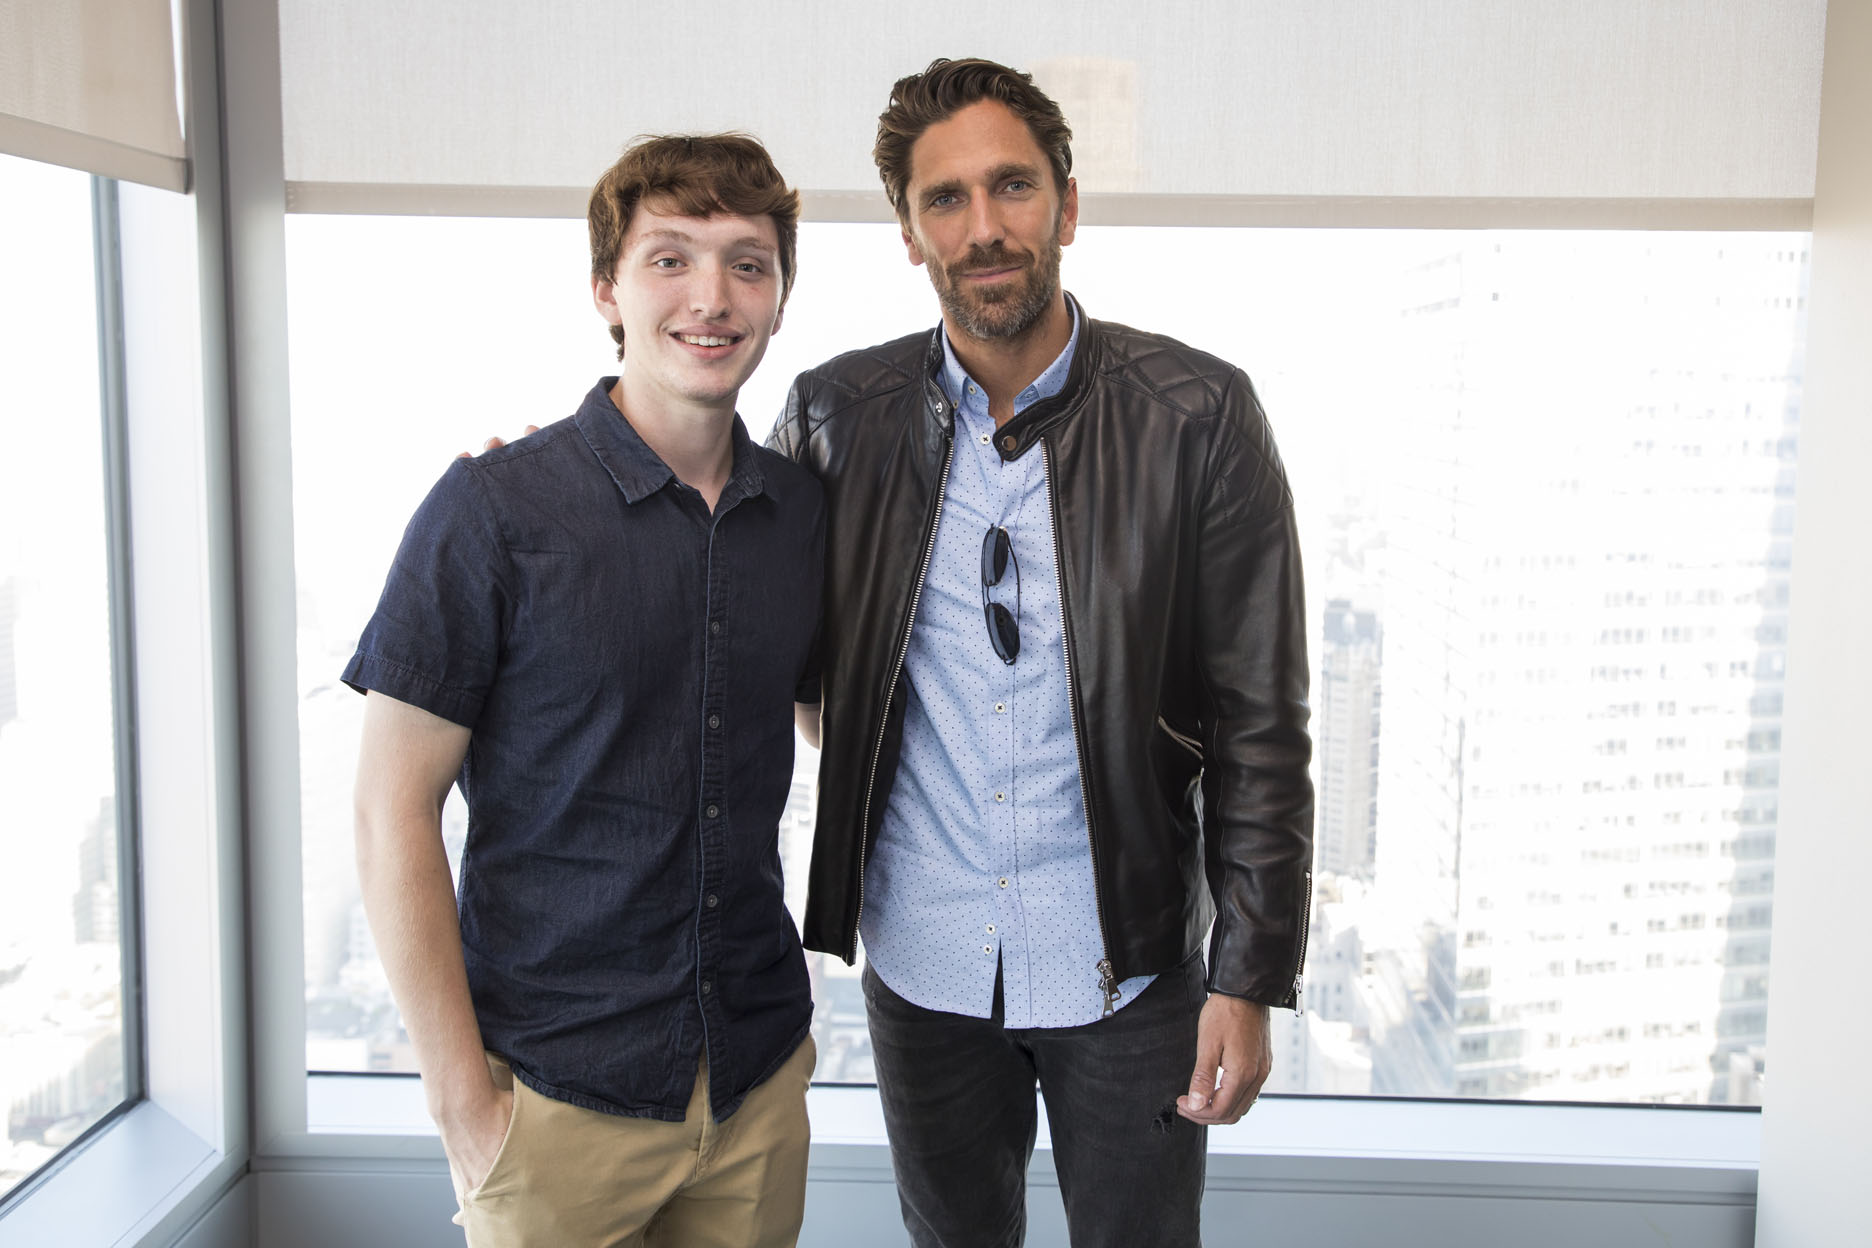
[981,524,1021,664]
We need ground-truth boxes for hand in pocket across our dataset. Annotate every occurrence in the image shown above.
[444,1085,517,1193]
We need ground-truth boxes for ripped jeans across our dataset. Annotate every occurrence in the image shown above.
[862,951,1207,1248]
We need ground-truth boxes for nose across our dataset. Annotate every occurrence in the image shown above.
[964,192,1004,248]
[690,263,731,319]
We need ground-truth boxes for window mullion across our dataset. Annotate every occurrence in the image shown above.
[90,173,147,1108]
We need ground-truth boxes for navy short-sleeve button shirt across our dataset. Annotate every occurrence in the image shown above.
[343,379,823,1121]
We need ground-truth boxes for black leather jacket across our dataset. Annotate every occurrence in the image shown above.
[769,303,1314,1007]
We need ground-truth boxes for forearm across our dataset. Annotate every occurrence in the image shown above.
[356,803,496,1125]
[1203,747,1314,1004]
[795,701,822,750]
[1199,569,1314,1002]
[1203,630,1312,999]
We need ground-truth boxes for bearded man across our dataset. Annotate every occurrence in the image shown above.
[770,57,1316,1248]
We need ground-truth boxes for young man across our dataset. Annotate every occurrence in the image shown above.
[770,59,1315,1246]
[348,134,823,1248]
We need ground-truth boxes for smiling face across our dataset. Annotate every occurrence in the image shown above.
[901,99,1078,345]
[592,200,785,418]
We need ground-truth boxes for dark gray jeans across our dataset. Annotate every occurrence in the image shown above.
[862,953,1207,1248]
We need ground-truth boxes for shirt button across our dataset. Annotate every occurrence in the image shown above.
[707,713,721,729]
[983,945,992,954]
[705,803,720,818]
[998,877,1009,888]
[986,924,996,934]
[967,383,978,395]
[706,894,719,908]
[994,792,1005,803]
[994,702,1006,713]
[709,620,722,635]
[979,432,991,444]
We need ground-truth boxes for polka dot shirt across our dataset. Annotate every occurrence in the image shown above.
[860,307,1155,1027]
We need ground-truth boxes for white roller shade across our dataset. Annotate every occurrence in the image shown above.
[0,0,185,189]
[279,0,1825,226]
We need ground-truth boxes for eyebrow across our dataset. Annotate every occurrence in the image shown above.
[636,227,775,254]
[920,162,1046,202]
[990,161,1045,185]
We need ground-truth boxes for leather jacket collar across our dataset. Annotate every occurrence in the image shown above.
[915,294,1098,463]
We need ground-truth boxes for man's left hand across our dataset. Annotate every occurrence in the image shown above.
[1176,993,1271,1124]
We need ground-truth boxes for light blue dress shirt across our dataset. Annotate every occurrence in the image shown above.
[861,307,1156,1027]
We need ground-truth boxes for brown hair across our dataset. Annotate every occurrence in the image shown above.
[873,58,1073,222]
[588,133,800,359]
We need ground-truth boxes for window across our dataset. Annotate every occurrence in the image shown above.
[0,155,139,1203]
[287,219,1803,1109]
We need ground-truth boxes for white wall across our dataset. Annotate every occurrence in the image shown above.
[1755,2,1872,1243]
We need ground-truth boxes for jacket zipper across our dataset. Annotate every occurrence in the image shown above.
[1292,868,1312,1015]
[1040,438,1119,1017]
[850,428,955,961]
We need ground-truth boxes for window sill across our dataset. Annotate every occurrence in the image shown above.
[303,1075,1756,1205]
[0,1101,238,1246]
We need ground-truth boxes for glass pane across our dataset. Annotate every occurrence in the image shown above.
[0,155,130,1199]
[289,218,1801,1104]
[1194,231,1802,1106]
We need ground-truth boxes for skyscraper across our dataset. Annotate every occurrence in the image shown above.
[71,796,118,946]
[1316,599,1382,879]
[1366,234,1802,1103]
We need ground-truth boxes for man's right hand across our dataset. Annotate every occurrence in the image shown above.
[438,1083,515,1192]
[456,425,541,459]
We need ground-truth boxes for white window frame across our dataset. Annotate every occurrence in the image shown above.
[0,2,251,1236]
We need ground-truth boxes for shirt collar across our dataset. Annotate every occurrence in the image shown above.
[937,299,1081,416]
[573,377,766,506]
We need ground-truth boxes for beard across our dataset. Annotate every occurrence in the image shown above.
[929,231,1063,345]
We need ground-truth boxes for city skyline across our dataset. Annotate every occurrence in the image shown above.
[1272,234,1802,1104]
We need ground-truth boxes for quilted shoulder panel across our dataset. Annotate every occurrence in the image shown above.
[1090,320,1240,421]
[792,329,932,436]
[1089,318,1289,503]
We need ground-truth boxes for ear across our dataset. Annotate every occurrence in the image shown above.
[772,302,785,336]
[902,221,927,269]
[1058,176,1079,248]
[592,273,623,327]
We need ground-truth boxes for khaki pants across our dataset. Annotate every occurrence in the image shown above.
[448,1038,814,1248]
